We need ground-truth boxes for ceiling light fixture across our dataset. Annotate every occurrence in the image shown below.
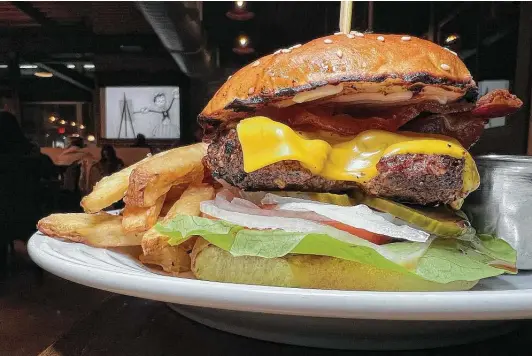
[83,64,95,69]
[87,135,95,142]
[59,120,66,125]
[20,64,38,69]
[70,121,76,127]
[233,34,254,54]
[79,124,85,130]
[34,71,54,78]
[48,115,57,123]
[66,64,76,69]
[227,1,254,21]
[445,34,460,44]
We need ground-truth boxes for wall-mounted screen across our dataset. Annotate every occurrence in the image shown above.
[102,86,180,139]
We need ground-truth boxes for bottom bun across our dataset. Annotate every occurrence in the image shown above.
[191,240,478,292]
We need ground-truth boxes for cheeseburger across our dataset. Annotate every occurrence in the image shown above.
[158,33,522,291]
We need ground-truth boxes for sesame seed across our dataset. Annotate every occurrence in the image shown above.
[336,50,343,58]
[346,34,355,39]
[401,36,411,41]
[440,63,451,71]
[281,48,291,53]
[252,60,260,67]
[290,44,302,49]
[248,87,255,95]
[334,32,343,35]
[354,31,364,37]
[324,39,333,44]
[377,36,385,42]
[227,75,232,80]
[274,49,281,55]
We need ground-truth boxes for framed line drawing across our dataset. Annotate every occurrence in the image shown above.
[100,86,181,140]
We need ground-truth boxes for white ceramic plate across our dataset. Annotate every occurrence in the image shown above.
[28,231,532,350]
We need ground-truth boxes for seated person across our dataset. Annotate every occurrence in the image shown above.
[87,144,125,191]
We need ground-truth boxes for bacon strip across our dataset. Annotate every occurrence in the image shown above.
[401,113,487,149]
[266,106,419,135]
[255,100,475,136]
[203,89,522,146]
[405,90,523,148]
[472,89,523,118]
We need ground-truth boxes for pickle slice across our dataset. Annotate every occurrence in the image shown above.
[351,191,474,238]
[241,191,355,207]
[267,191,355,206]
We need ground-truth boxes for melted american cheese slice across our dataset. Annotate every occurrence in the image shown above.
[236,116,480,196]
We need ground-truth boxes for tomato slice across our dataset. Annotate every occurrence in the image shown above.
[203,212,392,245]
[323,221,393,245]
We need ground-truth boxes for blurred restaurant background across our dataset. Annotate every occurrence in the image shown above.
[0,2,531,354]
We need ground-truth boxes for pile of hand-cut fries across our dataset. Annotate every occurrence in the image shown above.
[37,142,215,275]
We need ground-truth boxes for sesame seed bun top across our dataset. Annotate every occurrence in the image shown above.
[199,33,477,123]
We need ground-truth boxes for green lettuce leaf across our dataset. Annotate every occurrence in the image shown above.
[415,239,515,283]
[473,234,516,266]
[156,215,516,284]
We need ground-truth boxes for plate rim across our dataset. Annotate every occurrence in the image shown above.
[28,232,532,321]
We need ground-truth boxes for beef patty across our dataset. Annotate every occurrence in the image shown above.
[204,129,465,205]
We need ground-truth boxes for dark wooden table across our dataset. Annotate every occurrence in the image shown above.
[38,295,532,356]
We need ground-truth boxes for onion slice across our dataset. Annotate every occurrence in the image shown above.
[261,194,430,242]
[292,84,344,103]
[200,190,430,243]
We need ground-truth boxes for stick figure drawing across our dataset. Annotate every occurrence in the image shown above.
[135,89,180,138]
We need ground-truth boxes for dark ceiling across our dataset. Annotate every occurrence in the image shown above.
[0,1,522,95]
[203,1,519,80]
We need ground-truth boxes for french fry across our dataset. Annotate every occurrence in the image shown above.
[80,155,152,213]
[166,183,188,202]
[37,213,143,247]
[160,184,188,216]
[140,184,215,274]
[139,245,191,275]
[125,142,207,208]
[122,194,166,233]
[141,183,215,256]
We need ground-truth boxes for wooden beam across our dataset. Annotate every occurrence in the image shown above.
[515,3,532,154]
[367,2,374,31]
[474,3,483,79]
[7,52,21,122]
[10,2,56,27]
[427,3,436,42]
[436,3,472,44]
[34,62,94,92]
[0,30,166,59]
[438,3,471,29]
[460,26,516,60]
